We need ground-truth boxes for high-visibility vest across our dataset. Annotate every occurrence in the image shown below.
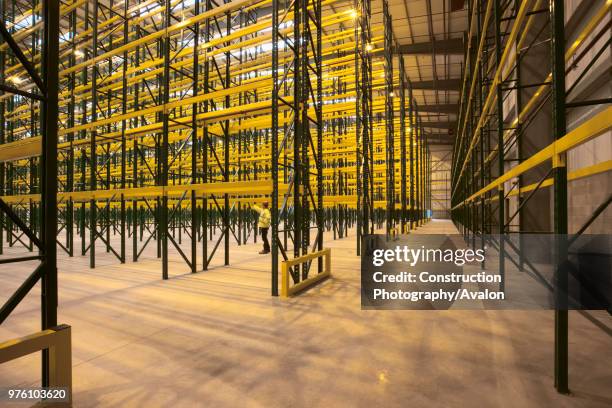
[253,205,271,228]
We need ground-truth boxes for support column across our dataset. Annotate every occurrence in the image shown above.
[551,0,569,394]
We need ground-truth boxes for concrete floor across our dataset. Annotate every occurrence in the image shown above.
[1,219,611,407]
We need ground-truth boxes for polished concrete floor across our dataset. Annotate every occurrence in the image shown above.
[1,219,611,407]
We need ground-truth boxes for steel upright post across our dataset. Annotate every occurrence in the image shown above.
[315,0,324,271]
[133,139,138,261]
[409,87,414,231]
[399,62,407,233]
[383,0,394,237]
[355,0,362,254]
[271,0,280,295]
[89,0,99,269]
[65,9,76,259]
[0,30,4,255]
[191,0,200,273]
[516,7,525,271]
[293,0,303,266]
[421,123,425,223]
[160,0,171,280]
[202,2,210,271]
[355,0,372,254]
[40,0,59,386]
[494,0,505,292]
[477,0,485,263]
[120,0,128,264]
[551,0,569,394]
[224,8,231,267]
[415,116,420,225]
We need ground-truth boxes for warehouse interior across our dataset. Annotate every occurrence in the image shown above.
[0,0,610,406]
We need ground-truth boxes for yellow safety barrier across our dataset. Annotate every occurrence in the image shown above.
[0,325,72,406]
[281,248,331,297]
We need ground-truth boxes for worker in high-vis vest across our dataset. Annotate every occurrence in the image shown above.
[252,202,271,254]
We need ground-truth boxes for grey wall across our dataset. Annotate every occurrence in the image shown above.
[565,0,611,233]
[430,144,452,218]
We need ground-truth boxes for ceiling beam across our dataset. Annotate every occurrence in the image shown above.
[396,38,464,55]
[420,121,456,129]
[423,132,455,145]
[428,141,454,145]
[417,103,458,114]
[410,78,461,90]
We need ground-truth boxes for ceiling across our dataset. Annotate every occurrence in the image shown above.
[372,0,468,145]
[5,0,467,146]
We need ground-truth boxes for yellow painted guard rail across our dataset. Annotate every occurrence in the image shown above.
[0,325,72,406]
[281,248,331,297]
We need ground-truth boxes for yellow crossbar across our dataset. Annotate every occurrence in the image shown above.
[0,137,41,162]
[455,107,612,208]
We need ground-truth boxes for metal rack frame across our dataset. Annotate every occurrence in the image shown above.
[451,0,612,393]
[0,0,432,297]
[0,0,59,386]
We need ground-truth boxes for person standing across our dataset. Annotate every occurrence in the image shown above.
[253,202,271,254]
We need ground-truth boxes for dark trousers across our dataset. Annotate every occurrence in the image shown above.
[260,227,270,252]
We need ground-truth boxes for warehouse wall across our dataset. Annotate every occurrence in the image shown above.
[430,144,452,219]
[502,0,611,236]
[565,0,611,233]
[503,9,553,238]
